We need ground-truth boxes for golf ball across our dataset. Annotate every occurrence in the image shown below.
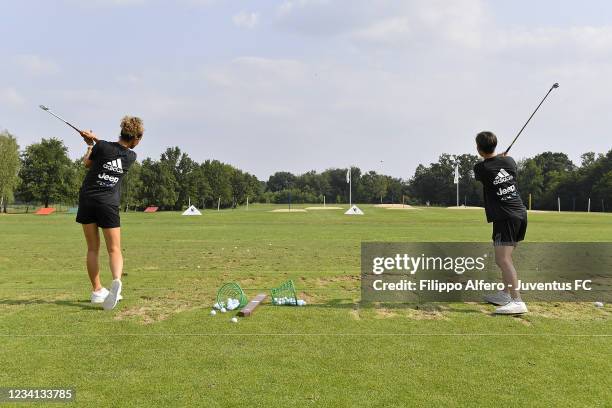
[594,301,604,308]
[210,310,216,316]
[231,317,238,323]
[220,307,227,313]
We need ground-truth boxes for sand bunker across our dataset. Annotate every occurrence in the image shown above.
[305,206,343,210]
[269,209,308,213]
[374,204,416,209]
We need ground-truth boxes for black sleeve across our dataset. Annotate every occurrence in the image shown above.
[473,162,482,181]
[89,140,106,161]
[129,151,137,167]
[507,156,517,171]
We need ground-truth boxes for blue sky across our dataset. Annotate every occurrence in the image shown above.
[2,0,612,179]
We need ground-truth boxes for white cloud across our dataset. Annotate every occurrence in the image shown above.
[350,16,412,44]
[496,26,612,55]
[232,11,260,29]
[346,1,487,49]
[13,55,60,76]
[68,0,219,8]
[0,88,26,108]
[276,0,612,58]
[277,0,331,17]
[67,0,147,6]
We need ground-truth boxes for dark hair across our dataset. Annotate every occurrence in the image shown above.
[475,131,497,154]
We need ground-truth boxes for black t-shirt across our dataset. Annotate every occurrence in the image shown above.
[79,140,137,206]
[473,156,526,222]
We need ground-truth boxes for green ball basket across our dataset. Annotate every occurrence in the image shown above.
[216,282,248,308]
[270,279,298,305]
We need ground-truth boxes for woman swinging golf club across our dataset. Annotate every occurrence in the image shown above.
[76,117,143,310]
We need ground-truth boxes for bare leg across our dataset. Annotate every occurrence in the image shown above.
[494,245,520,299]
[102,227,123,280]
[82,224,101,291]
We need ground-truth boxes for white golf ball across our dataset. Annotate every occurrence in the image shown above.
[231,317,238,323]
[210,310,216,316]
[220,307,227,313]
[594,301,604,308]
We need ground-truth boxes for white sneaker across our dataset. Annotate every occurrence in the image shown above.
[494,300,528,315]
[103,279,122,310]
[91,287,122,304]
[483,291,511,306]
[91,288,110,304]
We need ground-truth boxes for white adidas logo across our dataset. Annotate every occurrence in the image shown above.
[493,168,512,185]
[103,159,123,173]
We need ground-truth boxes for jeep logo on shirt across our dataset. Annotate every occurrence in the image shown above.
[98,172,119,184]
[496,184,516,196]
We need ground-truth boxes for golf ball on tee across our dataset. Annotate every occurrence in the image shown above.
[231,317,238,323]
[594,301,604,308]
[210,310,217,316]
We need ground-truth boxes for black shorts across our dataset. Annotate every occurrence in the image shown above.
[492,217,527,246]
[76,199,120,228]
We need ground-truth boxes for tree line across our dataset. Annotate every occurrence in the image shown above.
[0,131,610,212]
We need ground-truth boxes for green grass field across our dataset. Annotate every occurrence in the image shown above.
[1,205,610,407]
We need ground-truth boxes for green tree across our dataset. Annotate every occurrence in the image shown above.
[121,161,143,211]
[0,131,20,212]
[202,160,233,208]
[138,158,178,209]
[17,138,75,207]
[267,172,296,192]
[593,170,612,211]
[192,165,212,208]
[517,158,544,208]
[160,147,200,210]
[408,154,481,206]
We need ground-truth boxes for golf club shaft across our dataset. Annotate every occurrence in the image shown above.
[40,107,82,133]
[504,84,558,155]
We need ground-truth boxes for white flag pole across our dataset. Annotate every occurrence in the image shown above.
[452,157,459,207]
[348,168,352,206]
[588,197,591,212]
[456,163,459,207]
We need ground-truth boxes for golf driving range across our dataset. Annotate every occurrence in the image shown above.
[1,206,610,407]
[4,1,612,406]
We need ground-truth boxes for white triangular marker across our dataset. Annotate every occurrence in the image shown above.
[182,205,202,216]
[344,205,364,215]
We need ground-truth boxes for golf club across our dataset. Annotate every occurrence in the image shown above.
[504,82,559,155]
[39,105,82,134]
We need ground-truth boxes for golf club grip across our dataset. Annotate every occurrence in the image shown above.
[504,85,556,155]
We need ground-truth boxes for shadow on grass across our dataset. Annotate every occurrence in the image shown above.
[0,299,99,310]
[318,298,483,314]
